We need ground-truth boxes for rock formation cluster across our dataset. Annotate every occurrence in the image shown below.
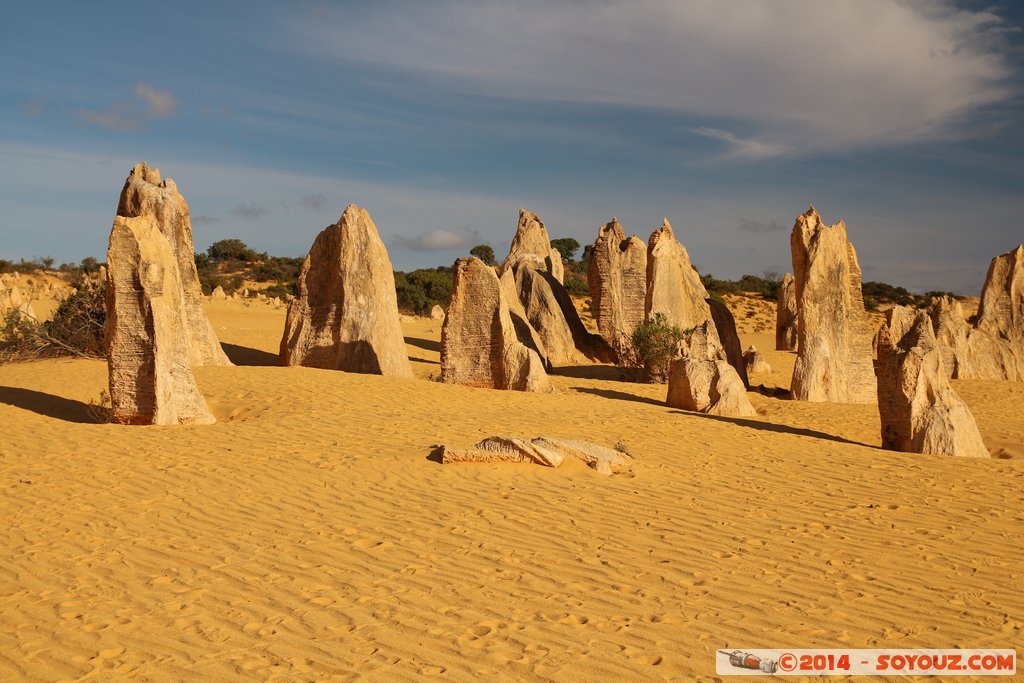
[665,321,756,417]
[643,219,747,385]
[501,210,612,366]
[789,207,876,403]
[923,245,1024,381]
[876,308,989,457]
[440,257,554,392]
[280,204,413,378]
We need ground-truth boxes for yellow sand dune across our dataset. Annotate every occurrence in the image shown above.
[1,298,1021,680]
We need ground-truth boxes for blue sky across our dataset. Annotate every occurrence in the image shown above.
[1,0,1022,294]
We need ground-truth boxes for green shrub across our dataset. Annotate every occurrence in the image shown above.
[207,238,258,262]
[262,283,295,299]
[620,313,692,383]
[394,267,454,315]
[550,237,580,262]
[563,273,589,296]
[1,279,106,362]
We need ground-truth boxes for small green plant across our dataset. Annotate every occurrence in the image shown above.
[87,390,113,423]
[563,273,590,296]
[619,313,692,383]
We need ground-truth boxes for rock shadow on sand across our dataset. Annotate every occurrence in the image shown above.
[554,365,640,382]
[0,386,93,423]
[221,343,280,366]
[572,386,666,407]
[405,337,441,353]
[668,410,866,447]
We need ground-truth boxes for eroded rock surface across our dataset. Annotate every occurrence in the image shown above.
[440,257,554,392]
[116,162,230,366]
[280,204,413,377]
[105,216,215,426]
[877,308,988,457]
[587,218,647,351]
[775,272,798,351]
[789,206,876,403]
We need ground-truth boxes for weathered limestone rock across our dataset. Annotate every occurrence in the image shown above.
[430,304,446,321]
[280,204,413,377]
[790,207,876,403]
[976,245,1024,340]
[502,209,561,281]
[440,257,554,392]
[440,435,631,475]
[211,285,226,299]
[955,328,1024,381]
[642,219,747,382]
[645,218,714,331]
[105,216,215,426]
[499,267,550,367]
[549,248,564,284]
[513,258,613,365]
[707,298,749,388]
[743,345,772,375]
[587,218,647,351]
[950,245,1024,381]
[877,309,988,457]
[0,286,37,320]
[666,322,756,417]
[775,272,798,351]
[926,295,969,378]
[116,163,230,366]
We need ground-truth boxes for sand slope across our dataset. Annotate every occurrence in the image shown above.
[1,299,1021,681]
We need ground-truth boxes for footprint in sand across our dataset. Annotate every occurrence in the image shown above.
[418,664,447,676]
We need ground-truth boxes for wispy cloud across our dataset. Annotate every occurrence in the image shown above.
[76,82,177,131]
[231,203,269,219]
[133,82,176,117]
[291,0,1013,158]
[394,228,480,252]
[18,99,46,117]
[738,217,787,234]
[691,128,789,160]
[298,193,326,211]
[192,215,220,225]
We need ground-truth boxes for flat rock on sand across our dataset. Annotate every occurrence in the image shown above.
[281,204,413,377]
[440,435,632,475]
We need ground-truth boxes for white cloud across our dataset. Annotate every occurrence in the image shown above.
[292,0,1013,157]
[133,82,176,117]
[76,82,177,131]
[394,228,481,252]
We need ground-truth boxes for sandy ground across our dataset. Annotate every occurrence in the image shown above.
[1,298,1022,681]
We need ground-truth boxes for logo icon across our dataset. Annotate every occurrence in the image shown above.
[725,650,779,674]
